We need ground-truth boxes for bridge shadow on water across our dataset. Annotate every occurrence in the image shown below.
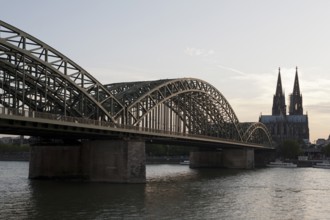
[27,179,147,219]
[146,164,246,183]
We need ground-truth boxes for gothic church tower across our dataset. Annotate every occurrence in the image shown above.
[260,67,309,145]
[289,67,303,115]
[272,68,286,115]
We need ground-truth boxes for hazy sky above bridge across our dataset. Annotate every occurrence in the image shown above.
[2,0,330,142]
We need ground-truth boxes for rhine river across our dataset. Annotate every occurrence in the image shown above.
[1,161,330,219]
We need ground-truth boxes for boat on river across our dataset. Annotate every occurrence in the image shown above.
[313,161,330,169]
[267,161,297,168]
[179,160,190,165]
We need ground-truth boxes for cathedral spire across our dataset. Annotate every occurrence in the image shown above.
[289,67,303,115]
[272,67,286,115]
[292,66,301,96]
[275,67,283,96]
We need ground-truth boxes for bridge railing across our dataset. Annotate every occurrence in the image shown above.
[0,107,268,147]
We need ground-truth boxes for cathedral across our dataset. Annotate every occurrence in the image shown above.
[259,67,309,145]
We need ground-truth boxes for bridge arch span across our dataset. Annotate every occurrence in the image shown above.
[241,122,272,145]
[0,20,123,122]
[106,78,244,141]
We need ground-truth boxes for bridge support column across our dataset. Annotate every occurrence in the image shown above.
[189,148,255,169]
[189,151,223,168]
[254,149,275,167]
[82,140,146,183]
[29,139,146,183]
[222,148,254,169]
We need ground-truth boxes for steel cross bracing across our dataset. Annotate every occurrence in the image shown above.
[241,122,272,144]
[0,20,123,122]
[105,78,245,141]
[0,20,272,146]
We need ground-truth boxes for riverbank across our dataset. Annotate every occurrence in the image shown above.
[146,156,189,164]
[0,153,188,164]
[0,152,30,161]
[0,154,324,167]
[290,159,324,167]
[0,144,30,161]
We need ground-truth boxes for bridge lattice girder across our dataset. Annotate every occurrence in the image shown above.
[0,20,272,145]
[241,122,273,145]
[106,78,244,141]
[0,20,123,122]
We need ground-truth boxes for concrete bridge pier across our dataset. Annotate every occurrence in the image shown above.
[189,148,255,169]
[189,150,223,168]
[222,148,254,169]
[29,139,146,183]
[82,140,146,183]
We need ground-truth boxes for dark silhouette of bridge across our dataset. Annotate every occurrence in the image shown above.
[0,20,273,183]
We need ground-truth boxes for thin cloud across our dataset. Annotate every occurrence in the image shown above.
[184,47,215,57]
[306,102,330,114]
[216,64,248,78]
[215,64,277,95]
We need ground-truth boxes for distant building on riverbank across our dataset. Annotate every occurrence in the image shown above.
[259,67,309,146]
[0,136,29,145]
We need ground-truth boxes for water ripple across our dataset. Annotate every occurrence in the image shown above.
[2,162,330,219]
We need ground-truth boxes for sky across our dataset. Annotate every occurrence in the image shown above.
[1,0,330,142]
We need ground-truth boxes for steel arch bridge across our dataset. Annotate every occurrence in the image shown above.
[0,20,272,146]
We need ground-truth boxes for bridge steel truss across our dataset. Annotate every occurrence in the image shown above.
[0,20,123,122]
[241,122,272,145]
[0,20,272,146]
[105,79,244,141]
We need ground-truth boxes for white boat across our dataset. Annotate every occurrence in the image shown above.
[313,161,330,169]
[179,160,190,165]
[267,161,297,168]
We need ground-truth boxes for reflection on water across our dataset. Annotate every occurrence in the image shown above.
[1,162,330,219]
[29,181,146,219]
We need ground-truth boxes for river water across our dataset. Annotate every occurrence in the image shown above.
[1,161,330,220]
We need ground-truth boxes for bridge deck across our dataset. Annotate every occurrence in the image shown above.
[0,107,273,149]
